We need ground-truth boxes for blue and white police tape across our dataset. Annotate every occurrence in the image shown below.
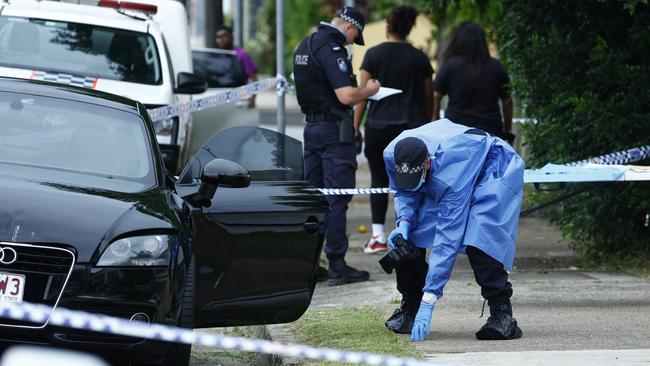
[318,187,394,196]
[316,144,650,195]
[147,77,282,122]
[0,301,445,366]
[565,144,650,166]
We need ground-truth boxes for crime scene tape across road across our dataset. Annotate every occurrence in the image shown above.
[147,76,285,122]
[317,144,650,196]
[0,301,445,366]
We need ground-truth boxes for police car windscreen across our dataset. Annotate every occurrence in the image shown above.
[0,92,157,193]
[0,16,162,85]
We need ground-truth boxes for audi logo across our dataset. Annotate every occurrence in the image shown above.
[0,247,17,265]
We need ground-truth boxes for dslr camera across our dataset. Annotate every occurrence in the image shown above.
[379,234,420,274]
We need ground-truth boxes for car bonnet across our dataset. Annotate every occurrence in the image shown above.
[0,175,175,263]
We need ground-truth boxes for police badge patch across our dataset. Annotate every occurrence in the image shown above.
[337,58,348,72]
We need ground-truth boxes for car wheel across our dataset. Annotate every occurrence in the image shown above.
[162,255,195,366]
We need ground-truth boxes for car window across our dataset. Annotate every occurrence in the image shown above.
[0,91,157,193]
[178,127,304,184]
[191,48,247,88]
[0,16,162,85]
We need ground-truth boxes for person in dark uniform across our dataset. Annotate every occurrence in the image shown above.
[293,6,380,286]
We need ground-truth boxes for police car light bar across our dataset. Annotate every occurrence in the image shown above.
[97,0,157,14]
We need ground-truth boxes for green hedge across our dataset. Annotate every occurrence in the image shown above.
[495,1,650,257]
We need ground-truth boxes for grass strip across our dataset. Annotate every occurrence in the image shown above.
[190,326,271,366]
[289,306,420,366]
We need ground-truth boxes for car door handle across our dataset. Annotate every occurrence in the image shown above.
[302,218,320,234]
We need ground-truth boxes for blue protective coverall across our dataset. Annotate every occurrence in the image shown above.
[383,119,524,299]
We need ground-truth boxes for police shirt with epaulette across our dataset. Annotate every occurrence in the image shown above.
[293,22,357,115]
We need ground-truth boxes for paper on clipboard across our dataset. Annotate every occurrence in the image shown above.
[368,87,402,101]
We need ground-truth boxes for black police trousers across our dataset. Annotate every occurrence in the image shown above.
[396,245,513,308]
[303,121,356,258]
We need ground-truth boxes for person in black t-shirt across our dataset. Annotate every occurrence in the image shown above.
[433,22,514,142]
[353,5,433,259]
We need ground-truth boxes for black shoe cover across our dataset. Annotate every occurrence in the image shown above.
[476,303,522,340]
[316,266,329,282]
[328,264,369,286]
[384,308,415,334]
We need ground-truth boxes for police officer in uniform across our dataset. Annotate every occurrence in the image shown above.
[293,7,380,286]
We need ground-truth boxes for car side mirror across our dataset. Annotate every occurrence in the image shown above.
[189,159,250,207]
[174,72,207,94]
[202,158,250,188]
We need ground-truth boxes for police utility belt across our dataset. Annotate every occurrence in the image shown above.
[306,108,356,145]
[305,110,345,123]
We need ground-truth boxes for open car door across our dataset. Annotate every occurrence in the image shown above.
[176,127,328,328]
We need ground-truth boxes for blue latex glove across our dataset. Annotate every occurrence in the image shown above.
[411,301,435,341]
[387,221,410,249]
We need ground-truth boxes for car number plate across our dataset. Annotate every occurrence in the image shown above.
[0,272,25,303]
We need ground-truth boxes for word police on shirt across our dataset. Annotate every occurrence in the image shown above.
[295,54,309,66]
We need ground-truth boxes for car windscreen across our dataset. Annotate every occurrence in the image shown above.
[192,49,247,88]
[0,91,157,193]
[0,16,162,85]
[178,127,304,183]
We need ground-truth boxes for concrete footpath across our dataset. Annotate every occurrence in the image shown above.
[257,91,650,365]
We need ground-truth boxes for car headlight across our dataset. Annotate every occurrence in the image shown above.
[97,235,173,267]
[152,117,175,136]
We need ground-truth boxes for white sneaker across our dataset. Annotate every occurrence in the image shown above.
[363,235,388,254]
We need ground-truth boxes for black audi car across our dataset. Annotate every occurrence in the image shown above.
[0,77,327,365]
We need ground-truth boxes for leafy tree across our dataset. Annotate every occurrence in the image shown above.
[365,0,503,62]
[496,1,650,259]
[249,0,332,75]
[251,0,504,74]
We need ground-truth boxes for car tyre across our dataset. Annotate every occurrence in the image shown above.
[162,255,196,366]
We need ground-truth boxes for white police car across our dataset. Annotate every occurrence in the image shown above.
[0,0,205,173]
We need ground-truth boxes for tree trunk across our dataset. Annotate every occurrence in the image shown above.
[205,0,223,48]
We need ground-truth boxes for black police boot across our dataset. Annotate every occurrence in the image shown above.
[316,266,329,282]
[476,296,522,340]
[327,256,369,286]
[384,297,419,334]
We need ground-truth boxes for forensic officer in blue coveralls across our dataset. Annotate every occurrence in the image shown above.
[293,7,380,286]
[383,119,524,341]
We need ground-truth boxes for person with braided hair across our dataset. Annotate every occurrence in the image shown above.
[354,5,434,261]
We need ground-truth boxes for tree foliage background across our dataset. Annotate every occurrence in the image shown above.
[495,0,650,260]
[249,0,503,74]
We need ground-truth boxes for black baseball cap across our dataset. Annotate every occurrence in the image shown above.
[335,6,365,45]
[394,137,429,190]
